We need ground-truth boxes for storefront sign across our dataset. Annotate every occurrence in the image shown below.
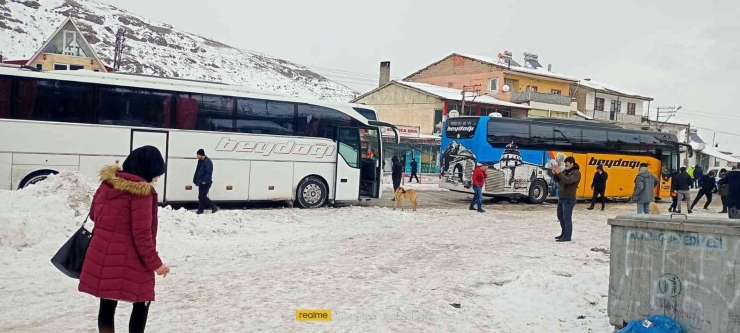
[382,125,421,138]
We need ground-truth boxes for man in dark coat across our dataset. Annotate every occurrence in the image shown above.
[693,165,704,189]
[673,167,693,213]
[719,163,740,219]
[409,157,420,183]
[391,156,403,198]
[193,149,219,214]
[553,157,581,242]
[588,164,608,211]
[691,171,717,210]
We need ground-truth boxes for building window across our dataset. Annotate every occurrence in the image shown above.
[434,109,443,135]
[53,64,84,71]
[527,86,538,92]
[488,78,498,92]
[627,102,636,115]
[93,69,100,72]
[551,89,561,95]
[35,64,43,70]
[610,100,622,113]
[595,97,605,111]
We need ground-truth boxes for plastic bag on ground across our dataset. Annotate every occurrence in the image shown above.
[617,315,682,333]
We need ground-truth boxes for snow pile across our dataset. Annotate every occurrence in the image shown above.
[0,171,97,250]
[0,0,356,101]
[382,174,448,192]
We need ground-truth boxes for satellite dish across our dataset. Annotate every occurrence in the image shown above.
[489,112,503,117]
[448,110,460,118]
[502,85,510,92]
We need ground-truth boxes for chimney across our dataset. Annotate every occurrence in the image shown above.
[379,61,391,87]
[547,64,552,72]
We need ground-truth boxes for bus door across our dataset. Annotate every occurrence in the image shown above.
[335,127,362,201]
[359,127,382,198]
[130,129,169,202]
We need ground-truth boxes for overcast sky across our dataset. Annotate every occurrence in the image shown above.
[98,0,740,151]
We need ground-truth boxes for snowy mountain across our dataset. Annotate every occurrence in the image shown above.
[0,0,357,101]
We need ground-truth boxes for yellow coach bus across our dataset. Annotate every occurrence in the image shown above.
[440,116,692,203]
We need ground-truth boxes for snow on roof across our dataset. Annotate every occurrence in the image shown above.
[458,54,578,82]
[700,146,740,163]
[396,81,531,109]
[572,110,594,120]
[578,79,653,101]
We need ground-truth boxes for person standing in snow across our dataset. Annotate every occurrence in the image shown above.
[719,164,740,219]
[588,164,608,211]
[691,171,717,211]
[193,149,219,214]
[673,167,693,214]
[409,157,420,183]
[693,164,704,190]
[553,156,581,242]
[632,163,659,214]
[718,169,729,213]
[469,163,487,213]
[79,146,170,333]
[391,156,403,196]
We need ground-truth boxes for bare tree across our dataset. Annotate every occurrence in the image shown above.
[113,28,127,71]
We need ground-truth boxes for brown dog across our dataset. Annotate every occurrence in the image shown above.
[393,187,418,211]
[649,202,661,215]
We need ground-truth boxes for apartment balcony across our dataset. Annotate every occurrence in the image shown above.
[586,110,646,124]
[510,91,572,106]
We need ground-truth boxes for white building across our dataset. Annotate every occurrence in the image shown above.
[572,79,653,126]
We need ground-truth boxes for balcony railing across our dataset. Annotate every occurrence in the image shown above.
[586,110,646,124]
[510,91,572,106]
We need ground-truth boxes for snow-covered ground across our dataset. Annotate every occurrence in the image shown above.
[0,171,723,332]
[382,174,448,192]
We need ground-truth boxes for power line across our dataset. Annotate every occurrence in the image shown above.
[691,126,740,138]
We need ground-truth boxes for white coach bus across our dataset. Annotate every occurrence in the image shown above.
[0,66,399,208]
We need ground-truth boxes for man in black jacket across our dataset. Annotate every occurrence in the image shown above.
[391,156,403,197]
[193,149,219,214]
[693,165,704,189]
[409,158,420,183]
[588,164,608,211]
[691,171,717,210]
[672,167,693,214]
[719,163,740,219]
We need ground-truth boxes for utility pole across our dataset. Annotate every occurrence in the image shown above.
[461,84,481,116]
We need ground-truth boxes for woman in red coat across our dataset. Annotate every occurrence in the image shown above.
[79,146,170,333]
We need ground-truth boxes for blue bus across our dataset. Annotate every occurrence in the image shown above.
[440,116,690,203]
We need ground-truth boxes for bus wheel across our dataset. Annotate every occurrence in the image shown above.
[18,170,58,189]
[528,179,548,204]
[295,176,328,209]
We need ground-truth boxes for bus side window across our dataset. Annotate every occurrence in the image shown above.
[296,105,357,140]
[0,77,10,119]
[97,86,171,128]
[196,95,234,132]
[16,78,95,123]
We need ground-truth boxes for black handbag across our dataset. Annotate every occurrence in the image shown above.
[50,214,93,279]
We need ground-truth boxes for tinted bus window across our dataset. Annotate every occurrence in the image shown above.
[553,126,581,147]
[296,105,355,140]
[0,77,10,119]
[196,95,234,132]
[582,129,608,150]
[98,86,172,128]
[236,99,295,135]
[176,93,199,130]
[16,78,95,123]
[488,120,529,145]
[530,124,553,147]
[353,107,377,121]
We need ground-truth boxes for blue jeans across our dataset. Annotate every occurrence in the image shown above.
[636,202,650,214]
[470,185,483,210]
[557,198,576,240]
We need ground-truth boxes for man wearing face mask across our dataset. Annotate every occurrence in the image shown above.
[552,156,581,242]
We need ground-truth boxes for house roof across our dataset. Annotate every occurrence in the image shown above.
[700,146,740,163]
[578,79,653,101]
[403,53,579,83]
[25,17,109,73]
[353,80,531,109]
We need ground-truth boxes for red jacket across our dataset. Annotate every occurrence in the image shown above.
[79,166,163,303]
[472,166,487,187]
